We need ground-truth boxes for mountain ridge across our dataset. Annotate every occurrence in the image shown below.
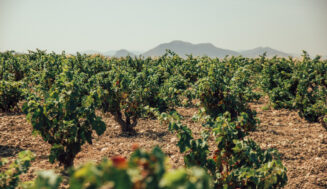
[142,40,240,58]
[114,49,135,57]
[240,46,291,58]
[80,40,293,58]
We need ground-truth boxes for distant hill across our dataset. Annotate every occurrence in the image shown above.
[142,40,239,58]
[80,41,293,58]
[113,49,135,57]
[80,50,138,57]
[240,47,291,58]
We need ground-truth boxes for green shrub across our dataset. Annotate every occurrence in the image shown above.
[23,70,106,168]
[260,56,298,109]
[166,113,287,188]
[0,150,35,189]
[194,60,257,131]
[0,80,23,112]
[30,147,212,189]
[94,56,184,133]
[294,53,327,122]
[0,51,26,81]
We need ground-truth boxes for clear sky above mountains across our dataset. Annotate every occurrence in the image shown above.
[0,0,326,56]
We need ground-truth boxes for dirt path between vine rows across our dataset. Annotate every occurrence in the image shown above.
[248,97,327,189]
[0,97,326,188]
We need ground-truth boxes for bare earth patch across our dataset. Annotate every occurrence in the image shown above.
[0,97,327,188]
[249,97,327,189]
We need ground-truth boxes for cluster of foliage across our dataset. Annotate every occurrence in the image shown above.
[93,55,187,132]
[193,57,260,131]
[0,80,23,112]
[23,66,106,168]
[0,51,26,112]
[157,111,287,188]
[0,51,27,81]
[1,50,191,169]
[260,52,327,125]
[26,147,212,189]
[260,56,297,109]
[0,150,35,189]
[294,53,327,122]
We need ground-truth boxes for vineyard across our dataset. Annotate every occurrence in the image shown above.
[0,50,326,188]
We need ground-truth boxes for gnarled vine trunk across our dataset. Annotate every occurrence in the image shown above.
[113,111,137,133]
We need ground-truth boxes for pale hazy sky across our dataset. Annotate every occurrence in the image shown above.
[1,0,326,55]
